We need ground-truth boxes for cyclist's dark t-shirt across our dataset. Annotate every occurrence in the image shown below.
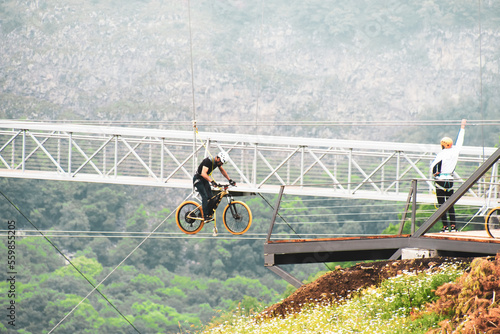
[196,157,217,176]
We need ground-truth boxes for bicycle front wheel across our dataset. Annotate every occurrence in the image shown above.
[176,201,204,234]
[222,201,252,235]
[485,206,500,239]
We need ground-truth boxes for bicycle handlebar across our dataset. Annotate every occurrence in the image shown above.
[212,183,235,190]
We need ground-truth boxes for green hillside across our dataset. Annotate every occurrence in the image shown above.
[1,1,500,333]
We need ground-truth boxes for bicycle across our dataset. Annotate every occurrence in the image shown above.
[485,206,500,239]
[175,184,252,236]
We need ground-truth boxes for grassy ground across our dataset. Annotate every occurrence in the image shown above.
[202,263,464,334]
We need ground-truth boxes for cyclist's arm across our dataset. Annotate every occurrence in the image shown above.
[200,166,212,182]
[219,166,231,182]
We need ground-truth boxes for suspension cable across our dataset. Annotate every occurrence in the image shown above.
[187,1,198,175]
[478,0,485,162]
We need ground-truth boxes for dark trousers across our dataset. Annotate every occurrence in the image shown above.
[193,176,212,218]
[435,181,455,227]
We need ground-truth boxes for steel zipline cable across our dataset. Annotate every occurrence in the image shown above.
[0,230,270,240]
[25,119,500,128]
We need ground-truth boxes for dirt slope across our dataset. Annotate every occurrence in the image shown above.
[261,257,473,319]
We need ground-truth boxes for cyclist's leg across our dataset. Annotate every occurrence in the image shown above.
[203,182,213,219]
[194,180,211,220]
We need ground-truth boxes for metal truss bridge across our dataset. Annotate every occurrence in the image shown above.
[0,120,498,208]
[2,120,500,288]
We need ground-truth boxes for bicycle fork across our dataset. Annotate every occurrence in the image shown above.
[225,195,241,220]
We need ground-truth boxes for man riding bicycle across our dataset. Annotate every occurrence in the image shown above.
[193,151,236,222]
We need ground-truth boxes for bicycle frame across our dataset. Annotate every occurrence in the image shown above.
[176,184,252,236]
[187,185,231,218]
[203,185,231,236]
[206,186,232,216]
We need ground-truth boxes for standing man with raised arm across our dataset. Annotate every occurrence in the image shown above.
[430,119,467,232]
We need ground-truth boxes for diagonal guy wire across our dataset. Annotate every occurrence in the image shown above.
[0,189,141,333]
[48,192,193,333]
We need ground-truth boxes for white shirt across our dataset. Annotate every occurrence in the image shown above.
[429,128,465,180]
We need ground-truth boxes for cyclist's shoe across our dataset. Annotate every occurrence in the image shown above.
[450,225,457,233]
[204,215,214,223]
[440,226,449,233]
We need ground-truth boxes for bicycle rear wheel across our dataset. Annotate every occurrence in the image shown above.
[485,206,500,239]
[222,201,252,235]
[176,201,204,234]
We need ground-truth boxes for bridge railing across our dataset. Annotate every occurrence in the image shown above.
[0,121,497,204]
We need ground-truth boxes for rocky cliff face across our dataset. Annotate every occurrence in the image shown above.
[1,0,499,144]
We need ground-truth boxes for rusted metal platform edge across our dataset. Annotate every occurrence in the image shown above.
[266,233,500,244]
[264,234,500,266]
[424,234,500,243]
